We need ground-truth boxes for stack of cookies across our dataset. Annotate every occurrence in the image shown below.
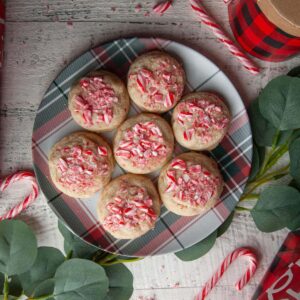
[49,51,231,240]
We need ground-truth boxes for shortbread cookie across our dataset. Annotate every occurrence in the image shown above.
[49,131,114,198]
[98,174,160,239]
[68,70,130,131]
[113,113,174,174]
[158,152,223,216]
[172,92,231,150]
[127,51,186,113]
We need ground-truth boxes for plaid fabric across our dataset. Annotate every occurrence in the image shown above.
[253,231,300,300]
[0,0,4,68]
[32,38,252,256]
[228,0,300,62]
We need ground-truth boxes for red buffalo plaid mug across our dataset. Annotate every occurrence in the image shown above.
[228,0,300,62]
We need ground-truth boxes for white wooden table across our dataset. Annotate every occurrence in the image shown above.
[1,1,299,299]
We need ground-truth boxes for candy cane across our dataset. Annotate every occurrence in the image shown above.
[196,247,258,300]
[190,0,260,75]
[153,0,173,15]
[0,171,39,221]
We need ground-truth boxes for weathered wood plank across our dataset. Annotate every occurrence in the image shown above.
[1,21,299,115]
[6,0,226,23]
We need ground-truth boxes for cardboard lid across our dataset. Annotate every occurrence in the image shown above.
[257,0,300,37]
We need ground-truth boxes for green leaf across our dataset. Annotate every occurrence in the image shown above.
[54,259,109,300]
[217,211,234,237]
[175,230,217,261]
[288,66,300,78]
[31,279,55,299]
[0,296,17,300]
[19,246,64,296]
[251,186,300,232]
[0,220,37,276]
[259,75,300,130]
[289,137,300,185]
[249,144,265,181]
[58,221,98,259]
[248,99,277,147]
[289,179,300,190]
[104,264,133,300]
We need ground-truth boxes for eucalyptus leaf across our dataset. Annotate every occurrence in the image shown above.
[259,75,300,130]
[289,137,300,185]
[58,221,98,259]
[287,214,300,231]
[248,99,277,147]
[0,220,37,276]
[289,179,300,191]
[0,296,16,300]
[249,144,266,181]
[31,279,55,299]
[104,264,133,300]
[251,186,300,232]
[217,211,234,237]
[19,247,64,296]
[54,259,109,300]
[175,230,217,261]
[288,66,300,78]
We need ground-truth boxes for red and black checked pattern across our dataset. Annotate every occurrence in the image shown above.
[228,0,300,62]
[253,231,300,299]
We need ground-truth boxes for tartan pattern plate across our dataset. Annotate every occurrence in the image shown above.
[32,38,253,256]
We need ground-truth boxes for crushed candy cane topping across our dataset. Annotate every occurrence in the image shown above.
[129,58,184,109]
[176,98,230,143]
[165,158,221,207]
[115,121,167,166]
[74,76,119,126]
[103,181,157,231]
[55,141,108,192]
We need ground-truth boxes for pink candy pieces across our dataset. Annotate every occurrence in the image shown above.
[134,63,182,109]
[178,99,229,143]
[57,144,108,191]
[165,158,220,207]
[103,183,157,231]
[116,121,167,166]
[75,76,118,127]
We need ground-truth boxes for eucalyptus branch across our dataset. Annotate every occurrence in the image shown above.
[3,274,9,300]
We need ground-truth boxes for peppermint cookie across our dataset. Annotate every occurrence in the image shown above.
[49,131,114,198]
[158,152,223,216]
[113,113,174,174]
[172,92,231,150]
[68,70,130,132]
[127,51,186,113]
[98,174,160,239]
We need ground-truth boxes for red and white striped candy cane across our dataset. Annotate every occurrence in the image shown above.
[196,247,258,300]
[153,0,173,15]
[190,0,259,75]
[0,171,39,221]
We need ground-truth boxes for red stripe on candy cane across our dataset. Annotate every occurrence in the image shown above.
[189,0,259,75]
[153,1,173,15]
[196,247,258,300]
[0,171,39,221]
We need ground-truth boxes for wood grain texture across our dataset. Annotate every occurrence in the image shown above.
[1,1,300,299]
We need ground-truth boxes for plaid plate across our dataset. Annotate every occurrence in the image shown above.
[228,0,300,62]
[32,38,253,256]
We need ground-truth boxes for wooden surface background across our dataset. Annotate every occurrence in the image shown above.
[1,1,300,299]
